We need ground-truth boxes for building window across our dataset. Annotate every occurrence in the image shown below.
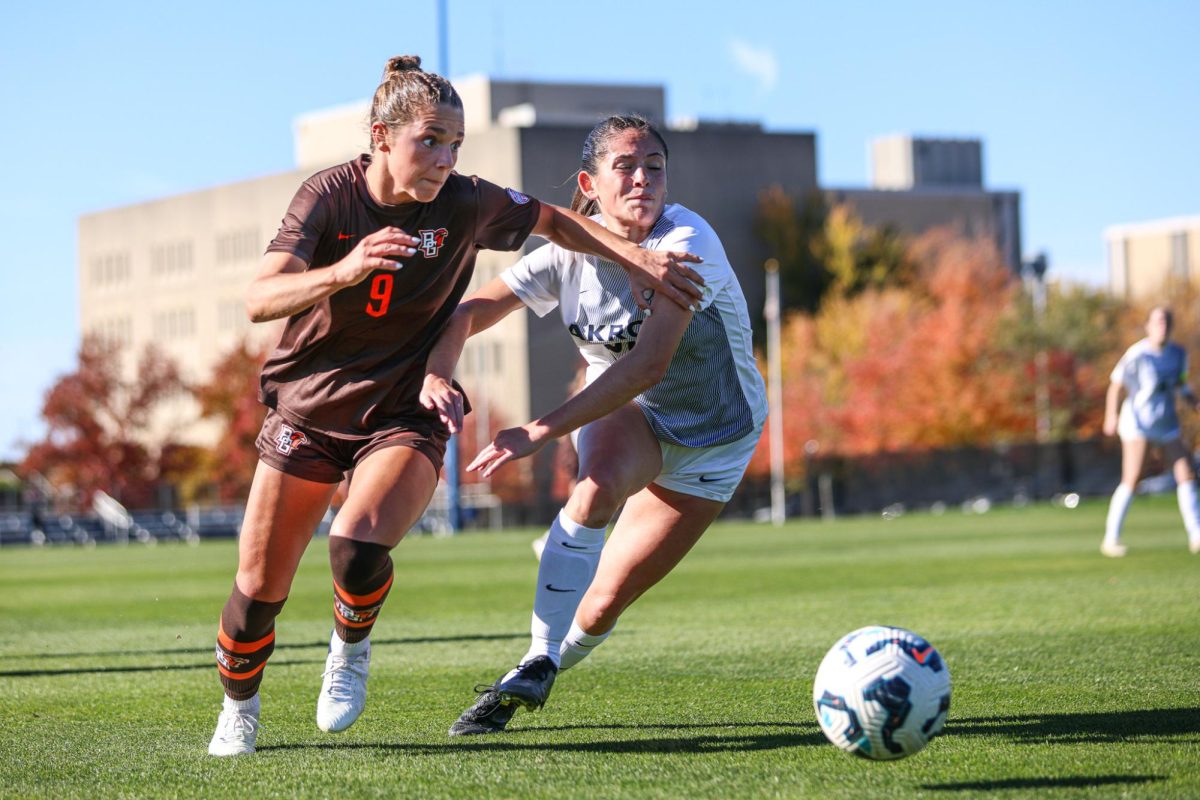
[91,251,131,286]
[91,316,132,346]
[216,228,260,266]
[153,308,196,339]
[1171,232,1190,280]
[151,240,194,276]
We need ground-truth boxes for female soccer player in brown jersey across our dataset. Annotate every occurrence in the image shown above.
[207,56,703,756]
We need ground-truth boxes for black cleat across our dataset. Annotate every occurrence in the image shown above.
[496,656,558,710]
[449,684,518,736]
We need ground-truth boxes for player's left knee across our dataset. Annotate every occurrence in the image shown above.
[329,536,393,594]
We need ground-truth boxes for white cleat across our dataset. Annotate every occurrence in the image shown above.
[208,705,259,756]
[316,644,370,732]
[531,532,549,561]
[1100,542,1128,558]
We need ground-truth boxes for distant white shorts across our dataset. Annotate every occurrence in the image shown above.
[652,423,763,503]
[1117,405,1180,444]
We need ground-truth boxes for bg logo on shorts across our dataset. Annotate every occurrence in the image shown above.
[275,424,309,455]
[418,227,449,258]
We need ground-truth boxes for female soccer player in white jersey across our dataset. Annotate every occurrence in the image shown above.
[420,115,768,734]
[1101,306,1200,557]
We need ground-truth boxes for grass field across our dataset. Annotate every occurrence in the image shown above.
[2,495,1199,799]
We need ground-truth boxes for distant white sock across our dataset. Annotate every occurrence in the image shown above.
[1177,481,1200,543]
[223,693,260,714]
[559,621,613,670]
[1105,484,1133,546]
[522,510,605,667]
[330,630,369,657]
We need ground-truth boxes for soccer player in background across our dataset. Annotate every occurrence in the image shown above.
[420,115,768,735]
[207,58,704,756]
[1101,305,1200,557]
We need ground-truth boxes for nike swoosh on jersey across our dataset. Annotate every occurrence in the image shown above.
[698,475,720,483]
[544,584,577,593]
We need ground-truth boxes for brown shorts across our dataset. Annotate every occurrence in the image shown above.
[255,409,450,484]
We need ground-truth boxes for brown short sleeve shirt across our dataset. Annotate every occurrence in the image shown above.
[259,154,541,438]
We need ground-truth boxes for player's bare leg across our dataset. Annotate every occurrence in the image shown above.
[1103,437,1146,557]
[1163,438,1200,552]
[317,445,439,732]
[452,406,659,734]
[210,463,338,756]
[560,484,724,668]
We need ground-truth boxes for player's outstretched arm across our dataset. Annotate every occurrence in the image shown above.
[421,277,525,433]
[531,203,704,312]
[466,297,692,478]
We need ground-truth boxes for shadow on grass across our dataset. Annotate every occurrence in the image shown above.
[0,633,525,678]
[923,775,1164,792]
[946,708,1200,743]
[258,721,824,755]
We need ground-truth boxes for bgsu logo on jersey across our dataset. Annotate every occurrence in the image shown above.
[275,424,309,455]
[418,228,449,258]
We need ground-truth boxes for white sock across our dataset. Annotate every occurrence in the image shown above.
[521,509,605,667]
[329,630,369,657]
[223,693,260,715]
[1105,484,1133,545]
[1177,481,1200,543]
[559,621,613,670]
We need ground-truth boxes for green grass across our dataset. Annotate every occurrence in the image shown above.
[1,496,1198,799]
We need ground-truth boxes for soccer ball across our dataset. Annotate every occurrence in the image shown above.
[812,625,951,760]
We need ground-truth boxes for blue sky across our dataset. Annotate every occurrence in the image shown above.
[1,0,1197,461]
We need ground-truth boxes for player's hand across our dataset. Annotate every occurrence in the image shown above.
[332,227,420,287]
[627,250,705,312]
[466,423,551,478]
[419,374,465,433]
[1102,415,1117,437]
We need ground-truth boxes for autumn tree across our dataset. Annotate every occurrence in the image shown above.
[749,229,1035,479]
[191,339,268,503]
[21,335,186,508]
[755,188,917,314]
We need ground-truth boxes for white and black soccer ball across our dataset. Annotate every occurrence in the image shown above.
[812,625,951,760]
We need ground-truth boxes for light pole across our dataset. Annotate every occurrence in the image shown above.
[764,258,786,526]
[1023,252,1050,443]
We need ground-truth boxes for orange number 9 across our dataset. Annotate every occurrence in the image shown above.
[365,273,393,318]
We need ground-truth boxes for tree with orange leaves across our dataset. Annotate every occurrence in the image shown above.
[21,335,186,508]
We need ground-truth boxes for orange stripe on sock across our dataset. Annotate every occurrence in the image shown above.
[217,622,275,654]
[333,606,378,628]
[217,660,267,681]
[333,572,394,606]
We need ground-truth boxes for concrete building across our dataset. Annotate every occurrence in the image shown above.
[79,76,817,512]
[825,136,1022,271]
[78,77,1020,513]
[1105,215,1200,300]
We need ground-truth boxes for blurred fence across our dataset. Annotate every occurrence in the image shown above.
[729,437,1127,519]
[0,437,1156,546]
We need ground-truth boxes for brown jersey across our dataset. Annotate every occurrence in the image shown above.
[259,154,541,438]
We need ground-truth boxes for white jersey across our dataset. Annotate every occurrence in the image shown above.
[1111,338,1188,439]
[501,204,767,448]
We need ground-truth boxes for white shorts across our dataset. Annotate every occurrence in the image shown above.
[652,423,763,503]
[1117,404,1180,444]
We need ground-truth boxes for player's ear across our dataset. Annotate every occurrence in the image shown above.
[578,170,598,200]
[371,122,391,152]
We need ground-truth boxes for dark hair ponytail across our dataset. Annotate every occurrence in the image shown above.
[369,55,462,151]
[569,115,669,216]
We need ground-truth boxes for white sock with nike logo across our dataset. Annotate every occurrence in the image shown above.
[521,509,606,668]
[559,620,613,670]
